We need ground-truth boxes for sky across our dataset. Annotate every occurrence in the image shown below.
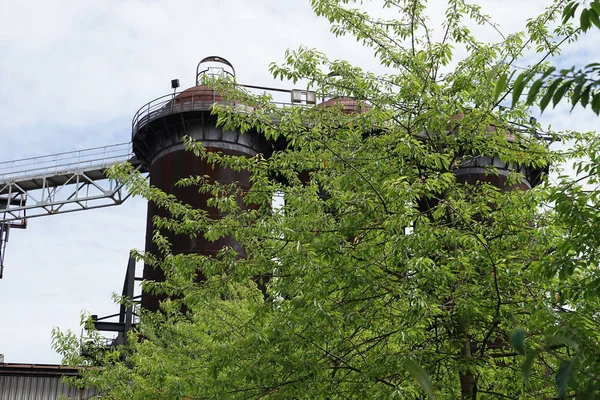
[0,0,598,364]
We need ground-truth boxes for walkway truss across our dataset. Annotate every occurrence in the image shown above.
[0,143,144,277]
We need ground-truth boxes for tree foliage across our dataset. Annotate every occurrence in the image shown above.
[52,0,600,399]
[509,0,600,114]
[502,0,600,396]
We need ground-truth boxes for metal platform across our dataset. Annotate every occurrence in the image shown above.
[0,142,144,278]
[0,142,142,223]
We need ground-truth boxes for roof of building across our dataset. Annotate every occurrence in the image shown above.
[0,363,82,377]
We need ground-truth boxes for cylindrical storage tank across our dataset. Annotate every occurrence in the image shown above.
[290,97,372,192]
[131,61,269,312]
[453,153,539,190]
[317,72,371,115]
[416,114,548,217]
[447,114,547,190]
[318,97,371,115]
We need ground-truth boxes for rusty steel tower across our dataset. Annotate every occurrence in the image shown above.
[130,56,271,311]
[0,55,550,346]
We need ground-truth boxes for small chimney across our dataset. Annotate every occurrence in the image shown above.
[0,354,4,363]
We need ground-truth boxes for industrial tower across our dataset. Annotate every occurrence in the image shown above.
[0,56,549,346]
[131,57,272,311]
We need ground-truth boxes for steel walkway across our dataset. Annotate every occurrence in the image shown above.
[0,142,142,224]
[0,142,144,278]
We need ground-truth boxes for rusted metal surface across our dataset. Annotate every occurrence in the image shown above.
[453,155,537,190]
[141,146,256,311]
[417,114,548,215]
[453,170,531,191]
[131,87,231,142]
[318,97,371,114]
[452,152,547,191]
[444,113,548,190]
[134,81,270,311]
[447,112,516,141]
[170,85,224,104]
[132,67,547,311]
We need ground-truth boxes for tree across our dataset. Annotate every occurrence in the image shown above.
[509,0,600,114]
[501,1,600,397]
[53,0,596,398]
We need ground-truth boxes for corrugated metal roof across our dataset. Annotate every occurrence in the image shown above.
[0,364,81,377]
[0,375,96,399]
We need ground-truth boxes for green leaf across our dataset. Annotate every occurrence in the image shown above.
[526,79,544,104]
[553,79,573,107]
[560,67,574,75]
[512,72,532,105]
[571,78,586,109]
[494,73,508,103]
[579,382,600,400]
[403,359,435,398]
[581,86,591,107]
[487,63,500,81]
[510,328,526,355]
[556,360,573,400]
[591,1,600,17]
[589,8,600,29]
[540,66,556,81]
[540,79,563,112]
[562,1,572,20]
[563,1,579,24]
[476,233,487,245]
[545,335,579,351]
[521,350,539,386]
[592,93,600,114]
[581,8,591,32]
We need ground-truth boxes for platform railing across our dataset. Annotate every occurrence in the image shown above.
[131,89,221,139]
[0,141,144,225]
[131,84,317,139]
[0,142,134,184]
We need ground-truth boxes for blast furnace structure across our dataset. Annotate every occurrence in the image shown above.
[0,55,550,348]
[131,57,271,311]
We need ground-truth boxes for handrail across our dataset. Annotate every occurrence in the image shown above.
[0,142,134,183]
[130,84,313,140]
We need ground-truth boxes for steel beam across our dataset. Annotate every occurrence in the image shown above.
[0,143,145,223]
